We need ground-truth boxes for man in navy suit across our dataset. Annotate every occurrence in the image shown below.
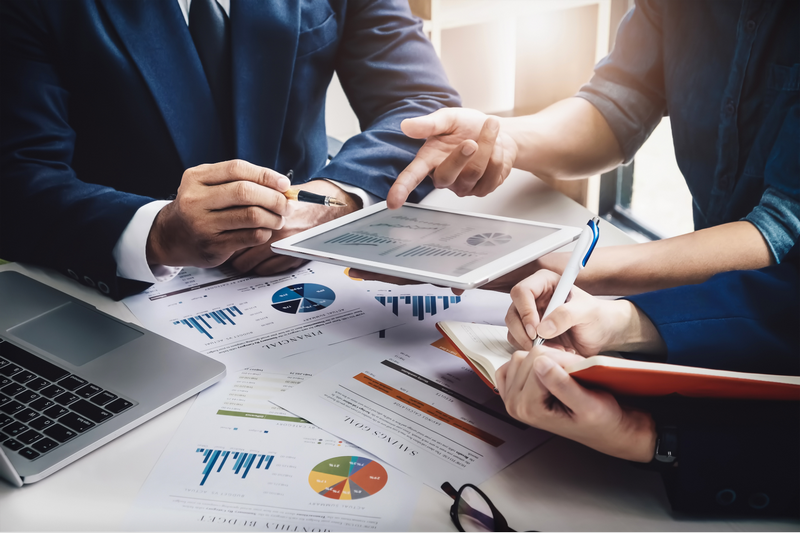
[0,0,460,299]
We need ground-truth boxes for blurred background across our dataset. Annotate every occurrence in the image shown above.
[325,0,694,242]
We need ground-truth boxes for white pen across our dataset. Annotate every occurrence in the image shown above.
[533,216,601,346]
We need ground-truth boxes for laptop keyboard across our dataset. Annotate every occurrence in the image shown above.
[0,340,135,461]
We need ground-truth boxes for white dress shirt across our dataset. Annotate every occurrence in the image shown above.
[112,0,376,283]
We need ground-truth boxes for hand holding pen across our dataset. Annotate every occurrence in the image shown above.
[533,217,600,345]
[504,217,602,351]
[283,170,347,207]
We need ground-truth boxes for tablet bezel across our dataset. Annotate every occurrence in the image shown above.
[271,202,581,290]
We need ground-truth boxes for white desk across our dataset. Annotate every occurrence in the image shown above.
[1,171,797,531]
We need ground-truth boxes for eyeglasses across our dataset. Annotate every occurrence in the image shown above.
[442,481,534,532]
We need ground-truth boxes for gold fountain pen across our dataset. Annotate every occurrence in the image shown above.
[283,170,347,207]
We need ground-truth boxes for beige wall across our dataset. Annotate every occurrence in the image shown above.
[324,1,627,207]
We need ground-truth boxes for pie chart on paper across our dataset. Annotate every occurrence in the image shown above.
[271,283,336,314]
[466,232,512,246]
[308,456,388,500]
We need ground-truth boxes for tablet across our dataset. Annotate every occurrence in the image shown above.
[271,202,582,290]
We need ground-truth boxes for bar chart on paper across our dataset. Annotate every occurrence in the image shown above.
[173,306,244,340]
[374,294,461,321]
[196,448,275,486]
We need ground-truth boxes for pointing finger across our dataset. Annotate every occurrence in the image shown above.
[432,140,479,189]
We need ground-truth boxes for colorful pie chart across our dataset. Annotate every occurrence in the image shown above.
[271,283,336,314]
[308,456,388,500]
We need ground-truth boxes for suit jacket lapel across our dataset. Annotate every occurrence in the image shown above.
[99,0,228,169]
[230,1,300,169]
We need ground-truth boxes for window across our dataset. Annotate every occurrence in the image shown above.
[600,118,694,241]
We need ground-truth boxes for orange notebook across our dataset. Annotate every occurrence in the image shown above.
[435,321,800,401]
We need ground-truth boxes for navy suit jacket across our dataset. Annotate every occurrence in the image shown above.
[0,0,460,299]
[625,244,800,517]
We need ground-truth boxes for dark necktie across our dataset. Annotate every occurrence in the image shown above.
[189,0,234,157]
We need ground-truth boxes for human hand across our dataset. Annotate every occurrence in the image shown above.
[386,108,518,209]
[147,160,291,269]
[229,179,361,276]
[505,270,665,355]
[495,346,656,462]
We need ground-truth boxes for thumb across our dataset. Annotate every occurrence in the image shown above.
[401,108,456,139]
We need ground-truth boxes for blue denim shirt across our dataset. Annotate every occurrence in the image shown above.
[577,0,799,261]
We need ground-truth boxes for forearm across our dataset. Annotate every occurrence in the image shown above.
[540,221,774,296]
[502,97,623,181]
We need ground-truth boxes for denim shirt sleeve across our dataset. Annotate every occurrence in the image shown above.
[743,101,800,262]
[575,0,667,163]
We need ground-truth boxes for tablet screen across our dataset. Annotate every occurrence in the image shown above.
[294,205,558,277]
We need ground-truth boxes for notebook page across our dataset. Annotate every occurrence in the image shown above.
[447,322,516,372]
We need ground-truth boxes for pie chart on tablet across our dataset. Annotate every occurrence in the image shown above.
[466,232,512,246]
[271,283,336,314]
[308,456,388,500]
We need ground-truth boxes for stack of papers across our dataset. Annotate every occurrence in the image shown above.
[122,264,547,531]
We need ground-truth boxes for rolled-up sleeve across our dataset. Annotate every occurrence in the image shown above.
[744,101,800,262]
[575,0,667,163]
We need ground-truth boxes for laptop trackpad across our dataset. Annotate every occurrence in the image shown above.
[9,302,143,366]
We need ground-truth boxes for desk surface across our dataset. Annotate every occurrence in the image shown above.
[1,171,796,531]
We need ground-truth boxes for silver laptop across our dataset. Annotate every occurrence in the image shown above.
[0,271,226,486]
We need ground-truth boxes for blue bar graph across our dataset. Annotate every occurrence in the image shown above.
[174,306,244,340]
[196,448,274,486]
[375,295,460,321]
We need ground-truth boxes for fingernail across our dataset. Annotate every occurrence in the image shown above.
[461,143,477,156]
[488,118,500,131]
[525,324,536,339]
[278,176,291,190]
[537,321,555,337]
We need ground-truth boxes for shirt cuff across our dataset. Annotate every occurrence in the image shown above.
[323,179,379,208]
[112,200,182,283]
[744,187,800,263]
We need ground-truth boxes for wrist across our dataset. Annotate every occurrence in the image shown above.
[146,204,172,266]
[618,409,658,463]
[613,300,667,355]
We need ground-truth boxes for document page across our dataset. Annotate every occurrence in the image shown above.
[123,262,402,370]
[124,349,421,531]
[273,325,551,491]
[349,278,512,340]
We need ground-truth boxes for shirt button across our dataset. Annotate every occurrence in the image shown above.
[719,175,731,189]
[745,20,756,32]
[716,489,737,506]
[748,492,769,509]
[725,102,736,116]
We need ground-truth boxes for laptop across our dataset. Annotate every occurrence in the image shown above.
[0,271,226,486]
